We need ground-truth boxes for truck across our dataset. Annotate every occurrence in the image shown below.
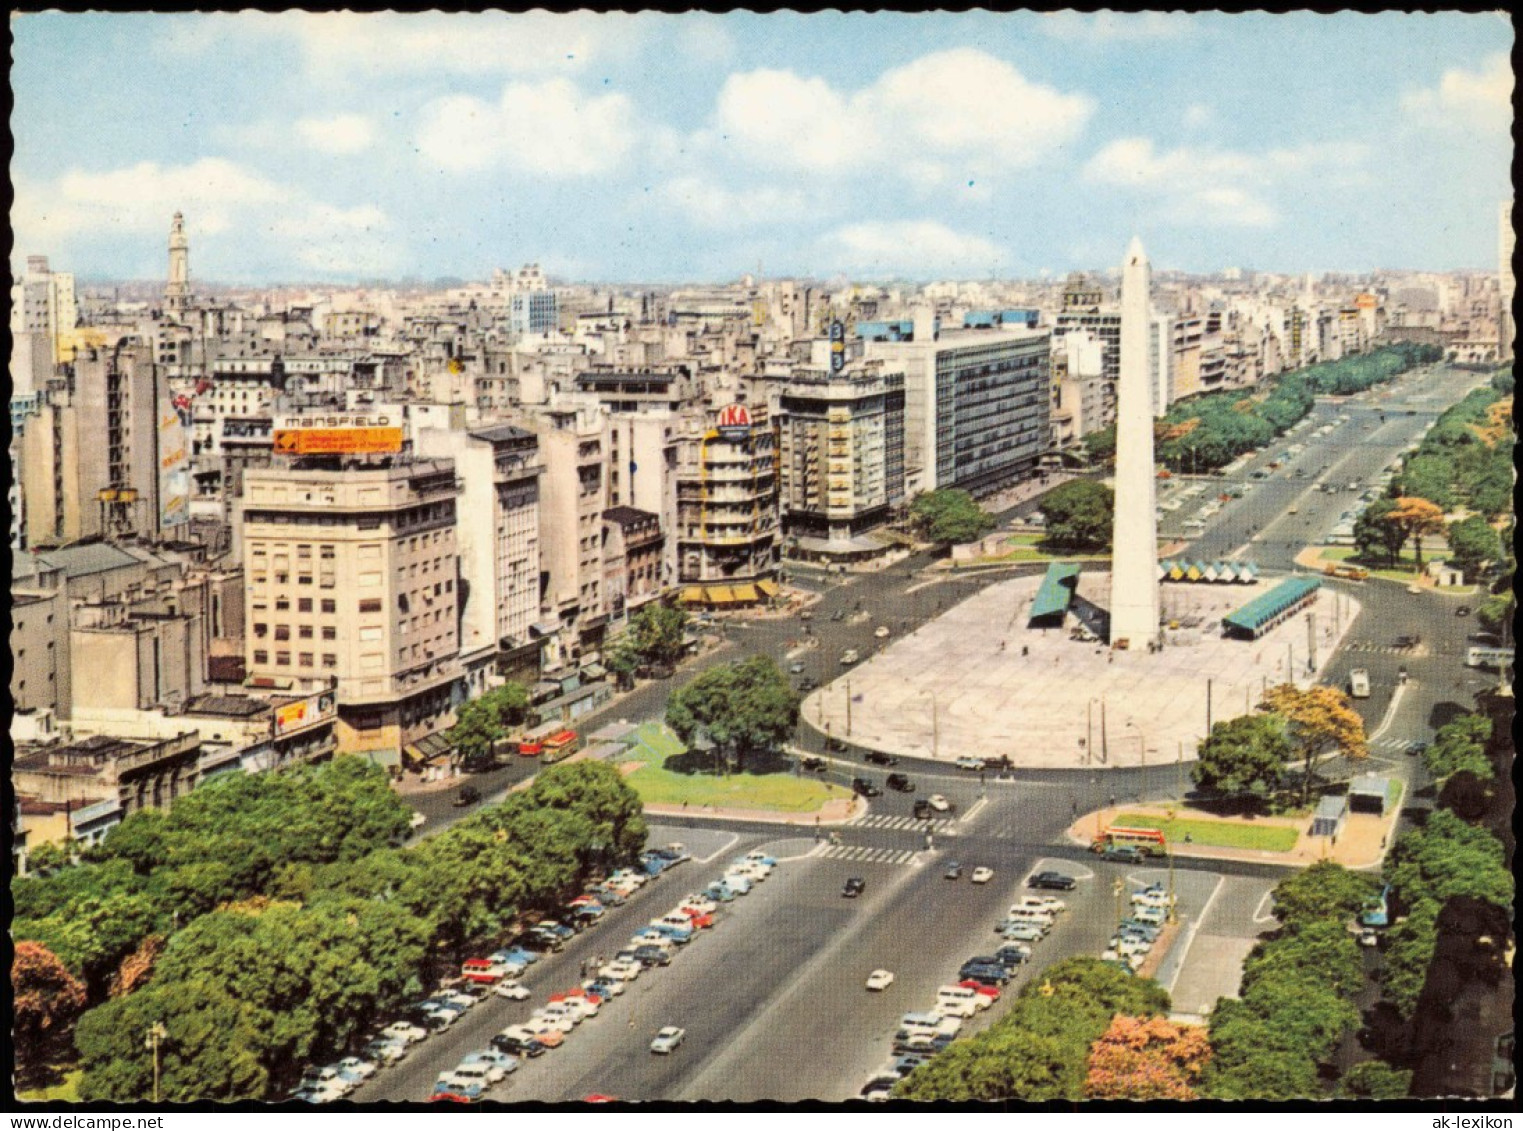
[1349,669,1371,698]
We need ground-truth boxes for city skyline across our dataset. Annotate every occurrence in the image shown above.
[10,11,1514,285]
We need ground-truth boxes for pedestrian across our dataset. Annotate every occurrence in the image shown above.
[1109,793,1116,809]
[580,960,588,979]
[1071,797,1078,817]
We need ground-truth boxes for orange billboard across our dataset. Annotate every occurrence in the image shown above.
[272,427,404,454]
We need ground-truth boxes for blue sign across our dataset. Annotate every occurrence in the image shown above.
[829,320,846,374]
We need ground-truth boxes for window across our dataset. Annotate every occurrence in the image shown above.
[322,626,337,641]
[275,572,289,585]
[297,598,313,613]
[253,573,268,585]
[359,598,383,613]
[359,571,382,587]
[275,597,290,611]
[276,650,291,665]
[321,599,337,614]
[320,546,335,560]
[253,650,268,664]
[297,545,311,559]
[322,654,338,668]
[359,626,383,642]
[298,625,313,639]
[253,622,268,638]
[274,625,290,641]
[298,574,312,586]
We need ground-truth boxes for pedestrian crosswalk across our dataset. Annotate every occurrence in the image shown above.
[816,844,922,865]
[1344,641,1423,656]
[845,814,958,832]
[1369,736,1422,755]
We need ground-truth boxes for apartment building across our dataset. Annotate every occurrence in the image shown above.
[240,456,463,764]
[675,399,780,602]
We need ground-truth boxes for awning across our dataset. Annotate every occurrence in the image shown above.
[706,586,736,604]
[582,662,608,680]
[681,586,706,604]
[756,580,779,598]
[530,620,562,637]
[404,733,455,766]
[732,583,759,603]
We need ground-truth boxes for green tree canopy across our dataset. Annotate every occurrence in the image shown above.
[1039,479,1115,550]
[1422,713,1493,784]
[1446,515,1501,582]
[1270,861,1376,931]
[910,488,997,545]
[1353,497,1407,567]
[665,656,800,771]
[1191,713,1291,807]
[629,602,690,666]
[1338,1060,1412,1099]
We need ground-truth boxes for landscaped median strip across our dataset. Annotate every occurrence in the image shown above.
[1112,811,1300,853]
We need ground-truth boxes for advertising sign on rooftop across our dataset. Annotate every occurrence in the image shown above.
[715,402,753,441]
[829,319,846,374]
[272,412,404,455]
[273,689,337,737]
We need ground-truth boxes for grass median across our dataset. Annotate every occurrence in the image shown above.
[621,722,843,813]
[1115,811,1300,853]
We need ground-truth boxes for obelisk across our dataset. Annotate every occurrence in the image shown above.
[1108,237,1161,648]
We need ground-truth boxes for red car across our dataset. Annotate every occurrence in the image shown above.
[678,908,715,929]
[584,1094,618,1103]
[960,979,1000,1001]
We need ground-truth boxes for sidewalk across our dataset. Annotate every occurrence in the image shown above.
[641,793,865,827]
[1067,799,1399,871]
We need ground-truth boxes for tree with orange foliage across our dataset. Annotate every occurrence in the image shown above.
[1389,496,1445,572]
[1085,1015,1212,1100]
[13,940,88,1084]
[107,933,166,999]
[1261,683,1368,803]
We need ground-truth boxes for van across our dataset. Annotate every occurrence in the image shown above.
[934,985,980,1018]
[1005,906,1055,927]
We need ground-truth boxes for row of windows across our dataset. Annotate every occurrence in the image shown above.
[253,650,338,669]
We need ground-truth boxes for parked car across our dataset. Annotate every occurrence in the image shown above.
[798,677,819,692]
[490,1032,548,1059]
[865,750,897,766]
[788,661,806,674]
[886,773,914,792]
[840,649,861,665]
[363,1039,408,1065]
[842,876,866,898]
[381,1021,428,1045]
[955,757,986,772]
[650,1026,687,1055]
[494,979,531,1001]
[633,945,673,968]
[461,1050,520,1079]
[1028,871,1076,891]
[852,777,882,798]
[799,755,826,771]
[335,1056,377,1082]
[874,626,891,639]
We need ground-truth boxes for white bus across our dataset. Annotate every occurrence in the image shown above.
[1466,646,1514,670]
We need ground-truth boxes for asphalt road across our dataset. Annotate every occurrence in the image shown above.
[368,362,1490,1102]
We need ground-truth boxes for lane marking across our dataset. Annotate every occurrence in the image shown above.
[693,833,741,865]
[1162,875,1225,997]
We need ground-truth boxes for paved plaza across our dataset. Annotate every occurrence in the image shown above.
[804,572,1359,768]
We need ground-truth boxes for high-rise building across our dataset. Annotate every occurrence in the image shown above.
[9,255,77,365]
[510,290,558,335]
[675,399,780,601]
[239,456,463,765]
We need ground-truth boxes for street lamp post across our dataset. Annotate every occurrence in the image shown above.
[144,1022,168,1104]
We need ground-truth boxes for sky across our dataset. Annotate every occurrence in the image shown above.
[9,11,1515,285]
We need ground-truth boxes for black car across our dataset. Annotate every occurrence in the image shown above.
[864,750,898,766]
[886,773,914,792]
[958,964,1009,987]
[842,876,866,898]
[825,737,848,753]
[453,784,482,807]
[1456,605,1472,617]
[993,945,1031,967]
[830,609,846,622]
[852,778,882,798]
[912,799,933,819]
[944,861,963,880]
[1028,871,1077,891]
[632,945,673,968]
[798,677,820,692]
[492,1034,548,1058]
[799,755,827,772]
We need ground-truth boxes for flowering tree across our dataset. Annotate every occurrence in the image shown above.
[1260,683,1367,803]
[13,940,88,1084]
[1085,1015,1212,1100]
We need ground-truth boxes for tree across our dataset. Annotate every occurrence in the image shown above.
[75,980,269,1102]
[1476,592,1513,636]
[629,603,690,666]
[1339,1060,1412,1099]
[1421,713,1493,784]
[1353,497,1406,567]
[1039,479,1114,550]
[1259,684,1367,803]
[605,635,641,690]
[909,489,996,545]
[896,1027,1074,1101]
[13,941,88,1084]
[1388,496,1446,572]
[1446,515,1500,582]
[1394,454,1456,511]
[665,656,800,772]
[1190,714,1291,808]
[523,760,649,866]
[1085,1015,1212,1100]
[1270,861,1376,930]
[447,697,504,768]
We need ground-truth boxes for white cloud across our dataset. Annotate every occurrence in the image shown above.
[818,220,1006,278]
[710,49,1093,187]
[296,113,376,155]
[1401,52,1513,131]
[10,158,399,278]
[417,79,637,176]
[1038,12,1193,41]
[652,177,814,230]
[1083,137,1370,227]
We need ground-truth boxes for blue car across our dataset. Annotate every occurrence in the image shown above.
[704,882,738,902]
[432,1080,484,1102]
[499,946,539,966]
[647,923,693,944]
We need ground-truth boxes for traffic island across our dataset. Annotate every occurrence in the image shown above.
[612,721,861,824]
[1069,796,1401,869]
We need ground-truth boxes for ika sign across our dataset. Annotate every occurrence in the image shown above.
[716,402,753,441]
[272,412,403,455]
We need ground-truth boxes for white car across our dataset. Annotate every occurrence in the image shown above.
[381,1021,428,1045]
[439,1063,498,1091]
[439,990,479,1010]
[363,1039,407,1065]
[409,811,427,830]
[865,969,896,991]
[599,960,642,982]
[335,1056,377,1081]
[1015,895,1066,913]
[970,867,994,884]
[927,795,951,812]
[494,980,531,1001]
[680,893,718,914]
[650,1026,687,1055]
[531,1007,578,1033]
[874,626,890,639]
[584,977,625,997]
[1132,890,1171,910]
[955,757,986,772]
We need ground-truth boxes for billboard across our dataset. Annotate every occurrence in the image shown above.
[715,402,753,442]
[272,412,404,455]
[829,320,846,374]
[273,689,337,737]
[156,400,191,529]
